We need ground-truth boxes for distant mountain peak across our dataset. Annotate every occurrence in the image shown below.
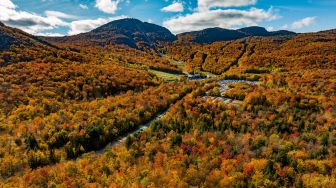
[179,27,246,44]
[91,18,177,49]
[238,26,269,36]
[178,26,296,44]
[45,18,176,50]
[92,18,143,32]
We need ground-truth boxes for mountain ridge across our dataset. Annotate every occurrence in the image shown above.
[44,18,177,50]
[178,26,296,44]
[0,22,60,52]
[43,18,296,47]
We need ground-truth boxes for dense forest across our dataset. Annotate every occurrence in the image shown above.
[0,19,335,187]
[165,29,336,75]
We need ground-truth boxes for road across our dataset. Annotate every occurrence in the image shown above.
[96,110,168,154]
[96,79,258,154]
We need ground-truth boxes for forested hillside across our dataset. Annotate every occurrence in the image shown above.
[0,23,87,66]
[165,29,336,75]
[0,19,335,187]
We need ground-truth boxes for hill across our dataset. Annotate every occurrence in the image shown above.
[165,29,335,74]
[178,26,296,44]
[44,18,177,50]
[178,27,247,44]
[238,26,270,36]
[0,22,59,52]
[0,23,86,66]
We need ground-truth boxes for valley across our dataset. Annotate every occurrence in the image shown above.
[0,18,335,187]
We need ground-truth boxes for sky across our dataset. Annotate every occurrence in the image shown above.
[0,0,336,36]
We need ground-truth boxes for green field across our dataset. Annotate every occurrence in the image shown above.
[149,69,181,81]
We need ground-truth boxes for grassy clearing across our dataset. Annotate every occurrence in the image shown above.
[149,69,180,82]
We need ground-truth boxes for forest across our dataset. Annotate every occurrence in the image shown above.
[0,20,335,187]
[165,29,336,75]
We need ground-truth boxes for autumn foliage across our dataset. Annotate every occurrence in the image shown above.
[0,23,336,187]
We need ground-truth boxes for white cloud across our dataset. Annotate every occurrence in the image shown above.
[95,0,120,14]
[45,10,77,19]
[281,17,316,30]
[280,24,289,30]
[0,0,127,36]
[266,26,274,31]
[79,4,89,10]
[0,0,16,9]
[161,2,184,12]
[68,16,127,35]
[0,0,69,34]
[198,0,257,11]
[291,17,316,29]
[36,32,64,37]
[163,8,277,34]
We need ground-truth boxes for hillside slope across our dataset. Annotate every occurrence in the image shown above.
[240,29,336,70]
[0,23,86,66]
[0,23,59,52]
[166,29,335,74]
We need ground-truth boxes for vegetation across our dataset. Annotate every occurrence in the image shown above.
[3,71,335,187]
[149,69,181,82]
[0,20,335,187]
[165,30,336,75]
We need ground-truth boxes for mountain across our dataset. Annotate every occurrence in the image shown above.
[177,27,248,44]
[238,26,270,36]
[270,30,297,36]
[43,19,296,48]
[178,26,296,44]
[0,23,86,66]
[239,26,296,37]
[44,18,177,50]
[317,28,336,35]
[0,22,59,52]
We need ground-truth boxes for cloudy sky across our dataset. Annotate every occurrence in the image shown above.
[0,0,335,36]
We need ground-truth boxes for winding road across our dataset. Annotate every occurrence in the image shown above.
[96,79,258,154]
[96,110,168,154]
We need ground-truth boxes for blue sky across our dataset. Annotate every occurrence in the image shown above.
[0,0,335,36]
